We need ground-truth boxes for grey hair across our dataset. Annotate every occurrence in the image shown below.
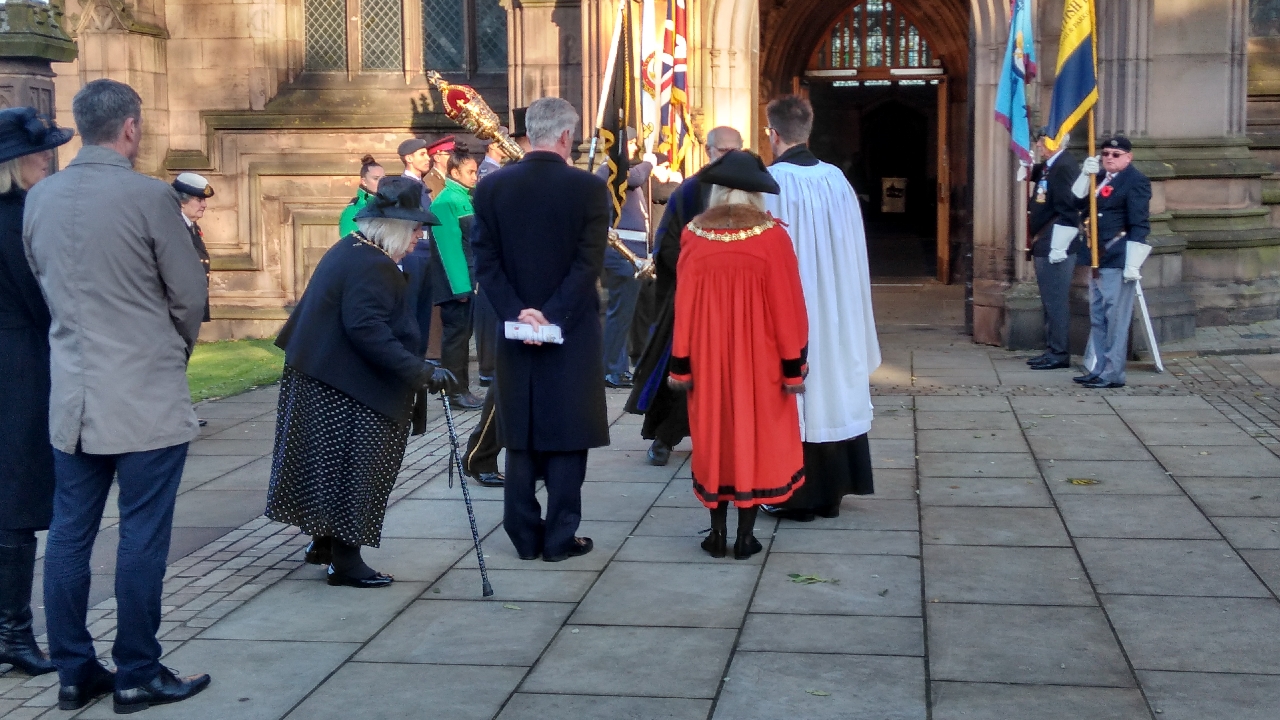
[356,217,420,258]
[705,126,744,157]
[176,192,200,205]
[72,79,142,146]
[708,185,766,212]
[525,97,579,148]
[0,158,26,194]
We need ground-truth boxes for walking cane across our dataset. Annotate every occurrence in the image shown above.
[439,391,494,597]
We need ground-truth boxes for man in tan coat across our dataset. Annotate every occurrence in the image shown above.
[23,79,211,713]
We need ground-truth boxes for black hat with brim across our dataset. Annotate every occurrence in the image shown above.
[1103,135,1133,153]
[699,150,780,195]
[0,107,73,165]
[510,107,528,138]
[354,175,440,225]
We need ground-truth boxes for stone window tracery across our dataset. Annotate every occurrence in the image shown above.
[423,0,508,77]
[304,0,348,71]
[811,0,936,75]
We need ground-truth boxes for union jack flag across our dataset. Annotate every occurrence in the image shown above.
[656,0,691,171]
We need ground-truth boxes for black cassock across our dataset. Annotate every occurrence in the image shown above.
[624,175,711,447]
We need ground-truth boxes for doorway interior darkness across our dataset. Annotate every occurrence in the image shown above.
[809,80,939,278]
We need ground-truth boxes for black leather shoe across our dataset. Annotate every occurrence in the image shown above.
[1026,354,1048,365]
[543,537,593,562]
[113,666,210,714]
[647,439,671,466]
[604,374,633,389]
[197,418,207,427]
[58,663,115,711]
[450,393,484,410]
[760,504,815,522]
[326,566,394,588]
[518,551,541,561]
[303,536,332,565]
[478,377,492,388]
[701,530,727,558]
[733,534,764,560]
[1029,360,1071,370]
[474,472,505,487]
[1073,373,1101,384]
[1082,379,1125,389]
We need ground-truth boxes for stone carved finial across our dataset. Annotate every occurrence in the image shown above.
[69,0,164,39]
[0,0,78,61]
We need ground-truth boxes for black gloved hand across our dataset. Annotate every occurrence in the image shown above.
[420,359,458,395]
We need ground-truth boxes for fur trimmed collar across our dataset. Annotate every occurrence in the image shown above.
[690,204,772,230]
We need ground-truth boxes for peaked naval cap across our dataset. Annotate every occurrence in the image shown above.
[0,107,73,165]
[354,175,440,225]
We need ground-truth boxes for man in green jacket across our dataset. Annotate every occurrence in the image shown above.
[338,155,385,237]
[430,148,483,409]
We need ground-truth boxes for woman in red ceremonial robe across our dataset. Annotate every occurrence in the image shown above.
[667,150,809,560]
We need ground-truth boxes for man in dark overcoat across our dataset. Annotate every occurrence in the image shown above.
[471,97,610,562]
[1026,132,1085,371]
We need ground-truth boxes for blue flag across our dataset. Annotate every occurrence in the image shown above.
[994,0,1037,163]
[1044,0,1098,151]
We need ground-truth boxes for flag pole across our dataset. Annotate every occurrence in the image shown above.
[589,1,628,173]
[1087,110,1099,269]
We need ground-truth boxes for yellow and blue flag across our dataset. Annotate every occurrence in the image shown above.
[1044,0,1098,151]
[995,0,1037,163]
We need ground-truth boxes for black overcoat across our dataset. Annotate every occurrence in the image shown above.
[188,220,212,322]
[0,188,55,530]
[1027,152,1082,257]
[471,150,611,452]
[275,236,427,422]
[1092,164,1152,268]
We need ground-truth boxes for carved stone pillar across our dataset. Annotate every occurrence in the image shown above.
[0,1,77,140]
[508,0,582,133]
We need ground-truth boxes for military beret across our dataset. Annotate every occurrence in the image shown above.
[397,138,428,157]
[1103,136,1132,153]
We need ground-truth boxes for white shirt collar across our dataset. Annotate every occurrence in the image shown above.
[1044,146,1067,168]
[181,214,194,229]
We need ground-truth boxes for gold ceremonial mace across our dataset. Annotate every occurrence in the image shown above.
[427,71,524,162]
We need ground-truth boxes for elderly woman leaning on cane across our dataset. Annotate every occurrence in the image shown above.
[266,176,456,588]
[0,107,73,675]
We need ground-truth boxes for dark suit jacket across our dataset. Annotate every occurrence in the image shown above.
[472,150,611,452]
[1093,164,1152,269]
[276,236,426,422]
[1028,152,1082,257]
[0,188,54,530]
[188,221,212,321]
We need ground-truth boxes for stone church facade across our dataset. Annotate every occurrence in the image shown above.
[34,0,1280,346]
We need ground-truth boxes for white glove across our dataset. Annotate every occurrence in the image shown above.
[1082,155,1101,175]
[642,152,658,167]
[1124,241,1152,281]
[1048,224,1077,264]
[1071,157,1099,199]
[1016,163,1029,182]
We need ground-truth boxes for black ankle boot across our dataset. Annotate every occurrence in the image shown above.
[0,536,56,675]
[734,507,764,560]
[303,535,332,565]
[701,503,728,558]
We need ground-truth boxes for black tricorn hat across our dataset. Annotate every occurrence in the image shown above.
[510,107,528,138]
[0,107,73,165]
[699,150,780,195]
[354,176,440,225]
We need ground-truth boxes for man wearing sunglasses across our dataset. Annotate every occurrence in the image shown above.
[1075,135,1151,389]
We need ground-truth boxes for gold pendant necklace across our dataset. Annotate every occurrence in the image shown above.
[351,231,393,260]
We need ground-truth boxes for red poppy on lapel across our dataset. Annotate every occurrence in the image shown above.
[1100,185,1114,198]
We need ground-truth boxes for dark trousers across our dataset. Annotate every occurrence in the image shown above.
[474,292,498,383]
[601,248,641,376]
[463,385,501,476]
[629,277,655,367]
[438,298,473,391]
[503,449,588,558]
[1033,254,1076,363]
[44,443,187,689]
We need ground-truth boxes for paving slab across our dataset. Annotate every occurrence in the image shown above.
[1026,433,1152,461]
[571,561,759,627]
[871,439,917,469]
[1113,408,1233,424]
[738,614,924,656]
[862,468,919,500]
[930,682,1150,720]
[869,412,915,440]
[287,538,473,583]
[407,475,506,501]
[634,506,716,536]
[1148,444,1280,477]
[520,625,736,698]
[456,520,634,572]
[922,506,1071,547]
[1107,396,1216,411]
[914,411,1021,431]
[1104,595,1280,673]
[187,439,276,456]
[379,499,504,540]
[497,694,712,720]
[179,455,260,488]
[430,568,599,602]
[917,453,1040,478]
[613,534,770,564]
[200,580,426,642]
[1010,395,1115,414]
[711,652,927,720]
[170,489,266,528]
[770,528,920,556]
[196,456,272,491]
[918,476,1053,507]
[1130,422,1262,446]
[1212,516,1280,549]
[1078,538,1271,597]
[915,396,1012,412]
[1038,460,1184,495]
[286,662,526,720]
[1240,549,1280,595]
[750,552,921,616]
[1055,495,1221,539]
[356,599,573,666]
[916,430,1028,454]
[586,452,678,483]
[77,639,357,720]
[786,498,920,531]
[1178,477,1280,516]
[207,420,277,441]
[1017,413,1135,438]
[1139,670,1280,720]
[922,545,1095,605]
[928,603,1134,687]
[573,481,670,522]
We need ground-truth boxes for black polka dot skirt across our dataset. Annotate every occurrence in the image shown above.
[265,365,411,548]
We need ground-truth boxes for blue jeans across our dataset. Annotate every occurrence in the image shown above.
[44,443,187,689]
[601,247,641,376]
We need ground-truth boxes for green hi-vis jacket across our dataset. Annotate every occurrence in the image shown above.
[430,178,475,295]
[338,187,374,238]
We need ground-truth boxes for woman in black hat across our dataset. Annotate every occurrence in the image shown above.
[666,150,810,559]
[266,176,455,588]
[0,107,73,675]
